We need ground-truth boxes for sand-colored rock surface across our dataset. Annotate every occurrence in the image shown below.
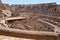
[0,35,35,40]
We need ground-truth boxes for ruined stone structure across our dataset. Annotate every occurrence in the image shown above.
[0,1,60,17]
[9,2,60,17]
[0,0,60,40]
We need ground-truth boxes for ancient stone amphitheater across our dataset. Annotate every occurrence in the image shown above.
[0,0,60,40]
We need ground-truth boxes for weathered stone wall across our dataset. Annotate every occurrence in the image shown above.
[0,35,57,40]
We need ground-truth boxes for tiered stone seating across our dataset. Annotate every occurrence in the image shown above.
[39,15,60,28]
